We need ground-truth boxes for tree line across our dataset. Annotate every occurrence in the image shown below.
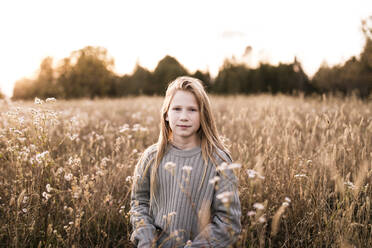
[8,17,372,100]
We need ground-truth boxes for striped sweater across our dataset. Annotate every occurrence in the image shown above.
[130,143,241,248]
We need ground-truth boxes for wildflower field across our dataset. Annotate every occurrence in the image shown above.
[0,95,371,247]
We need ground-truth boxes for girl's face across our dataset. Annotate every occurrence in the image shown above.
[166,90,201,145]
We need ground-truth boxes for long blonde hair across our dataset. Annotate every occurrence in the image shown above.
[147,76,230,207]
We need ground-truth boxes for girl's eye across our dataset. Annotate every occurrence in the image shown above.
[173,107,181,111]
[190,109,197,112]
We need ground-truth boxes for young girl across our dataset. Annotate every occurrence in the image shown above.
[130,76,241,248]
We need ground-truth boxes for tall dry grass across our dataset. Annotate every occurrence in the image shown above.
[0,94,371,247]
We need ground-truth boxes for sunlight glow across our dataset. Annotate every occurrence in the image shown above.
[0,0,371,97]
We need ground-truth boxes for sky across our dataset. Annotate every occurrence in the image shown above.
[0,0,371,97]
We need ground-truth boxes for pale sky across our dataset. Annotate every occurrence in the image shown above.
[0,0,371,97]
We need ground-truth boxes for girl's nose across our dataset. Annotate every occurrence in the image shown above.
[180,110,188,120]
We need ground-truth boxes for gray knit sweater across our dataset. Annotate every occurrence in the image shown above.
[130,143,241,248]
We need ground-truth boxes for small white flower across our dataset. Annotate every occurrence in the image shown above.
[125,176,132,182]
[282,202,290,207]
[294,174,308,178]
[119,124,130,133]
[36,151,49,164]
[209,176,220,184]
[228,163,241,169]
[22,208,28,213]
[69,221,74,225]
[258,216,266,223]
[247,211,256,216]
[253,203,265,210]
[285,197,291,203]
[344,181,356,190]
[64,173,73,182]
[217,162,229,171]
[246,169,265,179]
[46,97,56,103]
[182,166,193,172]
[34,97,43,105]
[42,192,51,200]
[46,184,52,193]
[56,167,64,175]
[216,191,233,203]
[164,162,176,173]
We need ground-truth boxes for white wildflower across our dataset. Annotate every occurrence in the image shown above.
[164,162,176,173]
[182,166,193,172]
[344,181,356,190]
[64,173,73,182]
[209,176,220,184]
[228,163,242,169]
[56,167,64,175]
[46,184,52,193]
[46,97,56,103]
[285,197,291,203]
[119,124,130,133]
[100,157,110,167]
[42,192,51,200]
[282,202,290,207]
[22,208,28,213]
[216,191,233,203]
[253,203,265,210]
[258,215,266,223]
[216,162,229,171]
[34,97,43,105]
[294,174,308,178]
[247,211,256,216]
[36,151,49,164]
[246,169,265,179]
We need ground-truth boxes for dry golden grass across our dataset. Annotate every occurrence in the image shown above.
[0,94,371,247]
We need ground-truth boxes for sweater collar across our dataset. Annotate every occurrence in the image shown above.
[167,143,201,157]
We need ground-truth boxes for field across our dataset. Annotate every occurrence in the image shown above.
[0,94,371,247]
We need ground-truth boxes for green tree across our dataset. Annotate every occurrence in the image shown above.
[152,55,188,95]
[57,46,115,99]
[12,78,35,100]
[34,57,63,98]
[191,70,212,91]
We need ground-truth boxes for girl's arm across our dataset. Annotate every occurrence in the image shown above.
[130,150,157,248]
[187,165,242,247]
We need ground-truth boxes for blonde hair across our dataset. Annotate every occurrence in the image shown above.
[145,76,231,207]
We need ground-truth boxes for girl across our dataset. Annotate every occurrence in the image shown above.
[130,76,241,248]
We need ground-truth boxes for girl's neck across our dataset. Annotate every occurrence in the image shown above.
[171,136,201,151]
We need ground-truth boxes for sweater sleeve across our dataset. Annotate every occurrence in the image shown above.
[130,148,157,248]
[186,156,242,248]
